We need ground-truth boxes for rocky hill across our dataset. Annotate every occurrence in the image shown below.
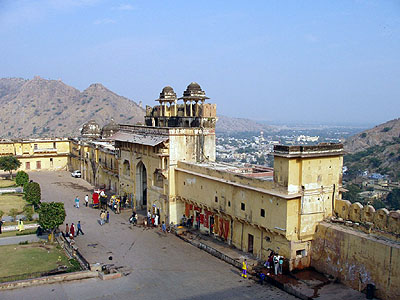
[0,77,145,138]
[344,118,400,179]
[344,118,400,153]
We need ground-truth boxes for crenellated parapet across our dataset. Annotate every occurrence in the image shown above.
[335,199,400,235]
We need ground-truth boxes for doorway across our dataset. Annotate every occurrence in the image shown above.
[136,161,147,208]
[209,216,214,234]
[248,234,254,254]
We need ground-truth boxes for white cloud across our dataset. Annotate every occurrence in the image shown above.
[113,4,134,11]
[93,18,116,25]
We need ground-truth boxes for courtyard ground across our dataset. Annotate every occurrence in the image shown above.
[1,171,296,300]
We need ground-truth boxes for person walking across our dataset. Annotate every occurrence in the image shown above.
[116,198,120,214]
[147,210,151,227]
[241,259,248,279]
[273,255,279,275]
[278,255,284,275]
[75,196,80,208]
[85,195,89,207]
[161,221,167,235]
[155,214,159,227]
[100,210,106,226]
[77,221,84,235]
[65,223,69,238]
[106,210,110,223]
[0,220,3,234]
[70,223,75,239]
[18,220,24,232]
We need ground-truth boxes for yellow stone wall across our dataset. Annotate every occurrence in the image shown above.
[1,139,70,171]
[311,222,400,300]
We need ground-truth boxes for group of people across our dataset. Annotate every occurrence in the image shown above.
[181,214,194,227]
[264,252,284,275]
[74,195,89,208]
[99,210,110,225]
[146,210,160,227]
[64,221,84,239]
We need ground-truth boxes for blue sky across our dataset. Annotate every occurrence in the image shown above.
[0,0,399,125]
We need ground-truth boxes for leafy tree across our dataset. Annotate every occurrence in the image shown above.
[38,202,66,242]
[386,189,400,210]
[0,156,21,180]
[343,184,362,203]
[23,205,34,221]
[15,171,29,186]
[24,181,41,209]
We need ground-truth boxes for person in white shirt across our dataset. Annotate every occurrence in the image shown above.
[85,195,89,207]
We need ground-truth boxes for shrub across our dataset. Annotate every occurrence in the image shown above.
[15,171,29,186]
[9,208,19,220]
[24,182,41,209]
[382,127,391,132]
[0,210,4,219]
[360,133,367,138]
[23,205,34,221]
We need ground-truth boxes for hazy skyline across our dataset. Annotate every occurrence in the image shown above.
[1,0,399,125]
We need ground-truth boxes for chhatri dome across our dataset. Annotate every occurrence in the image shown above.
[101,118,119,138]
[179,82,209,101]
[81,119,101,138]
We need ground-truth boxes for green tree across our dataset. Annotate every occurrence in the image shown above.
[15,170,29,186]
[24,181,41,209]
[386,188,400,210]
[23,205,34,221]
[0,156,21,180]
[343,184,362,203]
[38,202,66,242]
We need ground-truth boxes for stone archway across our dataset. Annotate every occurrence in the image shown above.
[136,161,147,208]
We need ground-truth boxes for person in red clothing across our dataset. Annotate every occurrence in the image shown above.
[70,223,75,239]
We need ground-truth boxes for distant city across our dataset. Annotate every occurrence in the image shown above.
[216,126,364,167]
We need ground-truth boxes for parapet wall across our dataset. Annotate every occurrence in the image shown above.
[335,199,400,235]
[311,222,400,300]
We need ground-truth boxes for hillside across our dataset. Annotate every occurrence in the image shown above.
[344,118,400,153]
[0,77,145,138]
[344,118,400,179]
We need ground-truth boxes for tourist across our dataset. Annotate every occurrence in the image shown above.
[100,210,106,226]
[273,255,279,275]
[0,219,3,234]
[65,223,69,238]
[278,255,284,275]
[155,214,159,227]
[241,259,247,278]
[181,214,187,226]
[75,196,80,208]
[18,219,24,232]
[268,254,274,270]
[161,221,167,235]
[77,221,84,235]
[116,198,120,214]
[147,210,151,227]
[151,214,155,227]
[85,194,89,207]
[70,223,75,238]
[106,210,110,223]
[258,272,266,285]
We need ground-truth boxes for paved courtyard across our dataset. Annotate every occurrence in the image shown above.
[1,171,296,300]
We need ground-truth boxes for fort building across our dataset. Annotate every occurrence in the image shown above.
[0,138,70,171]
[2,83,399,299]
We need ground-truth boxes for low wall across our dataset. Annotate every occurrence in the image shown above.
[311,222,400,300]
[335,199,400,235]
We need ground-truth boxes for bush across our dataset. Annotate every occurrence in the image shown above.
[360,132,367,138]
[0,210,4,219]
[9,208,19,220]
[382,127,391,132]
[23,205,34,221]
[24,182,41,209]
[15,171,29,186]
